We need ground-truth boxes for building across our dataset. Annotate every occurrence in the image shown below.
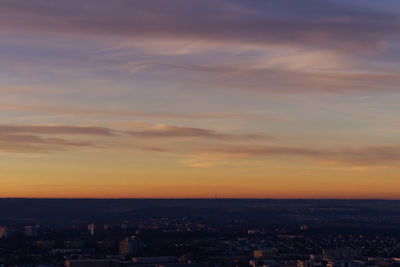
[88,223,96,236]
[65,259,120,267]
[332,259,362,267]
[324,248,362,259]
[131,256,178,264]
[254,248,279,259]
[0,226,8,239]
[119,236,138,256]
[24,225,39,237]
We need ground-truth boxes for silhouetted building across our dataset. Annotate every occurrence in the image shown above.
[332,259,361,267]
[24,225,39,237]
[66,259,119,267]
[119,236,138,256]
[254,248,279,259]
[35,240,55,249]
[88,223,95,236]
[131,256,178,264]
[97,239,116,252]
[324,248,362,259]
[0,226,8,239]
[65,240,84,248]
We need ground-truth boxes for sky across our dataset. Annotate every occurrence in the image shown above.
[1,0,400,198]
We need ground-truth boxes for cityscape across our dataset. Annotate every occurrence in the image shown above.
[1,0,400,266]
[1,199,400,266]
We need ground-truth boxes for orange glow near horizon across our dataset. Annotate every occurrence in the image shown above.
[1,151,399,199]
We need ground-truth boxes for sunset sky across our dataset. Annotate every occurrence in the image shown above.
[1,0,400,198]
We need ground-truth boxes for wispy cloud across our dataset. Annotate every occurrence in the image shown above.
[1,0,398,52]
[1,0,399,95]
[0,134,94,153]
[199,145,400,166]
[0,104,253,120]
[180,158,217,168]
[0,124,116,136]
[0,123,272,153]
[126,124,271,140]
[0,124,113,153]
[1,123,399,167]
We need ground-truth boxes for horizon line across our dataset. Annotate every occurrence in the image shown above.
[0,197,399,201]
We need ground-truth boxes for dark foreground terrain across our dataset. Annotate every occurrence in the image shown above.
[0,199,400,266]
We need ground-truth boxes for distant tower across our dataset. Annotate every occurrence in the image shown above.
[88,223,95,236]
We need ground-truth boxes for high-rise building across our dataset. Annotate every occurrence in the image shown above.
[0,226,8,239]
[88,223,95,236]
[119,236,138,256]
[24,225,39,237]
